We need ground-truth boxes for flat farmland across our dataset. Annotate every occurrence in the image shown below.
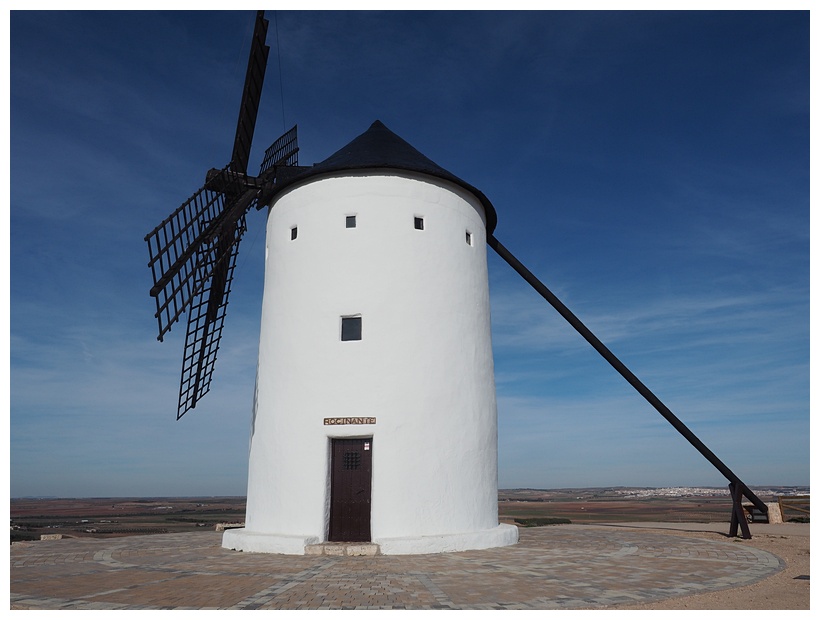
[10,497,246,542]
[11,487,806,543]
[499,490,735,525]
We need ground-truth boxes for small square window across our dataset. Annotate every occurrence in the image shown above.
[414,216,424,230]
[346,215,357,228]
[466,231,473,245]
[341,316,362,341]
[290,226,298,240]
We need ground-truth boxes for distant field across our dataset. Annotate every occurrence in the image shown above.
[10,497,246,543]
[10,487,805,543]
[498,489,738,525]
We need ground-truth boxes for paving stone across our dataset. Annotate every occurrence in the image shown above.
[9,526,785,610]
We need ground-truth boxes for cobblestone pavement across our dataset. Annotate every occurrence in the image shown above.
[10,525,784,610]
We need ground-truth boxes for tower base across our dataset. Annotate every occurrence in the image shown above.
[222,524,518,556]
[376,524,519,555]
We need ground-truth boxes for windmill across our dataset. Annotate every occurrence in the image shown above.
[147,11,767,551]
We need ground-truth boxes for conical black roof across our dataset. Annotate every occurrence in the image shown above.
[271,121,497,233]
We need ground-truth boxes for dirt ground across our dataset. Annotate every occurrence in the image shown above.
[607,527,810,610]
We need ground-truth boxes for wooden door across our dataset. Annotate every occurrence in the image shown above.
[329,438,372,542]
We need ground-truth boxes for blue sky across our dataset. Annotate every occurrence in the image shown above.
[9,9,810,497]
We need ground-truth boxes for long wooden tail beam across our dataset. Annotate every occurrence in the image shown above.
[487,234,767,534]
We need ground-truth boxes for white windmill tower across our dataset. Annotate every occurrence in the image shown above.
[222,120,518,554]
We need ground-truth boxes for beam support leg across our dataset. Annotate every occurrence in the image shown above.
[728,482,752,539]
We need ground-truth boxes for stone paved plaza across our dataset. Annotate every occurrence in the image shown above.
[10,525,785,610]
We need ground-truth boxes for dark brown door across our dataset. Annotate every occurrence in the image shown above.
[329,438,372,542]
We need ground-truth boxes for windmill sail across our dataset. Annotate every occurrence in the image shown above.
[146,11,302,419]
[259,125,299,174]
[177,213,246,418]
[231,11,270,176]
